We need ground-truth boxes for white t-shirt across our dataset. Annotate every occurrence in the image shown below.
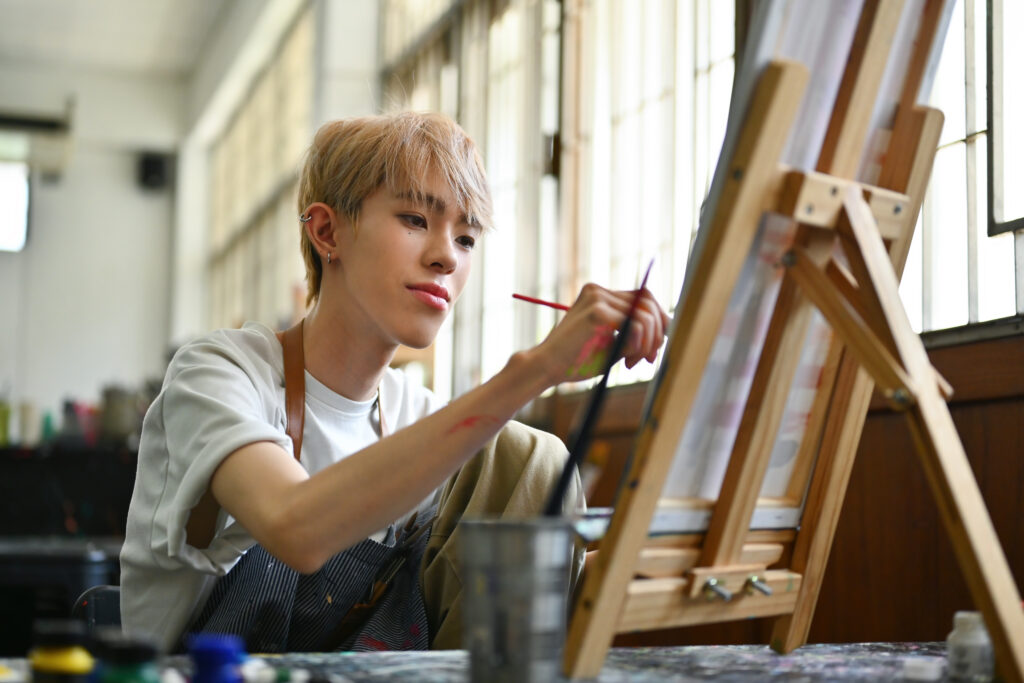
[119,322,444,651]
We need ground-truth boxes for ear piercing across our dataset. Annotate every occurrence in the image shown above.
[300,213,330,263]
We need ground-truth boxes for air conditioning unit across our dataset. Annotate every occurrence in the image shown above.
[0,99,74,173]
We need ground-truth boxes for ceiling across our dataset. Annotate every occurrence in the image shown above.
[0,0,230,76]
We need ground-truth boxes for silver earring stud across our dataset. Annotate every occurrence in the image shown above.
[326,252,332,264]
[299,214,312,223]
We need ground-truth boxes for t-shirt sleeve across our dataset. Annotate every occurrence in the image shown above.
[154,337,292,574]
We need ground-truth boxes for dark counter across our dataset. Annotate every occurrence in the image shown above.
[0,536,122,656]
[0,441,136,537]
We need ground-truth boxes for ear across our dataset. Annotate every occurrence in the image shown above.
[301,202,343,260]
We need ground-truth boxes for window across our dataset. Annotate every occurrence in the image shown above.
[0,161,29,252]
[988,0,1023,236]
[986,0,1024,318]
[378,0,737,394]
[206,8,313,330]
[561,0,735,386]
[900,0,1021,332]
[381,0,1024,397]
[381,0,563,399]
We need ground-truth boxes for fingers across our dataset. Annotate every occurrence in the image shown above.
[615,290,668,365]
[573,283,670,368]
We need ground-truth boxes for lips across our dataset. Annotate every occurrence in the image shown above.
[407,283,450,311]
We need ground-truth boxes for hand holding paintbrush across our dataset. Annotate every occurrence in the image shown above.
[512,262,667,516]
[513,268,668,384]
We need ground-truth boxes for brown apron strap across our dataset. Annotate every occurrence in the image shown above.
[276,320,305,462]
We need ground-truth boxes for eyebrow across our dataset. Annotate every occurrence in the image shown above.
[397,190,480,229]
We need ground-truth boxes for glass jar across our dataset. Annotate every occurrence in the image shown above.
[946,610,994,682]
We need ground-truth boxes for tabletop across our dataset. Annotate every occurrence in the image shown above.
[183,642,947,682]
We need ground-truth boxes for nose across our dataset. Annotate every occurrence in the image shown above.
[425,227,458,274]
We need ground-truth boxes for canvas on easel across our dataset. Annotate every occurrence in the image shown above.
[563,1,1024,680]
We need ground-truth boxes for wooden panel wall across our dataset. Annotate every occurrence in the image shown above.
[810,335,1024,643]
[533,334,1024,645]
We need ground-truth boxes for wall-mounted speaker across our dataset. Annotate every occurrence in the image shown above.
[137,152,171,190]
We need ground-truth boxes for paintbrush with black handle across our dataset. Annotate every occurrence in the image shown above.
[543,261,653,517]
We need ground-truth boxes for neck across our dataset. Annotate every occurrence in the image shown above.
[301,300,396,402]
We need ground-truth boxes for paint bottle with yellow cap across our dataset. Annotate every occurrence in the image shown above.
[28,621,94,683]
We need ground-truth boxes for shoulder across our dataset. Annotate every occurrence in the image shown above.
[167,322,282,388]
[157,323,285,419]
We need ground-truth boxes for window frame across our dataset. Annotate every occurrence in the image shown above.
[986,0,1024,238]
[376,0,1024,366]
[903,0,1024,336]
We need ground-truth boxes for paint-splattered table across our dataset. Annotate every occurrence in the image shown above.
[242,642,948,681]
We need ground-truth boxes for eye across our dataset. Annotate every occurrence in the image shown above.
[456,235,476,250]
[400,214,427,228]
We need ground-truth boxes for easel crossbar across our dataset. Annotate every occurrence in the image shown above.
[618,571,803,633]
[636,542,785,579]
[775,170,908,239]
[784,243,916,405]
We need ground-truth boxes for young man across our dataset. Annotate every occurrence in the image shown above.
[120,111,669,652]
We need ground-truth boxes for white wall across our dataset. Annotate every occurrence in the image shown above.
[0,0,383,426]
[185,0,276,134]
[171,0,307,346]
[0,62,182,151]
[3,146,172,418]
[0,63,180,422]
[170,0,381,345]
[315,0,380,126]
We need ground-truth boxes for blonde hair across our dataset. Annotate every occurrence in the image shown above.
[297,111,493,306]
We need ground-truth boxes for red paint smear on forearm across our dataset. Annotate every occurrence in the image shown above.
[445,414,501,435]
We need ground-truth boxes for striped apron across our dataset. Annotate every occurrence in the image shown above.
[184,510,434,652]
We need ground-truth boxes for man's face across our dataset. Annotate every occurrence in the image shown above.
[331,173,481,350]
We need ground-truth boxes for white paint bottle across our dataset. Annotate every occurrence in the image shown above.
[946,610,994,682]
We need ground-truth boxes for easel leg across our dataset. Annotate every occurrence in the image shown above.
[906,391,1024,683]
[769,350,873,652]
[836,186,1024,682]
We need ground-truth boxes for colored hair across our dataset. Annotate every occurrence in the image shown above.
[297,111,493,307]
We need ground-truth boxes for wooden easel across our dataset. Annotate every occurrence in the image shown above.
[564,2,1024,681]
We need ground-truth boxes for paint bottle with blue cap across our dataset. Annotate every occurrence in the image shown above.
[187,634,245,683]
